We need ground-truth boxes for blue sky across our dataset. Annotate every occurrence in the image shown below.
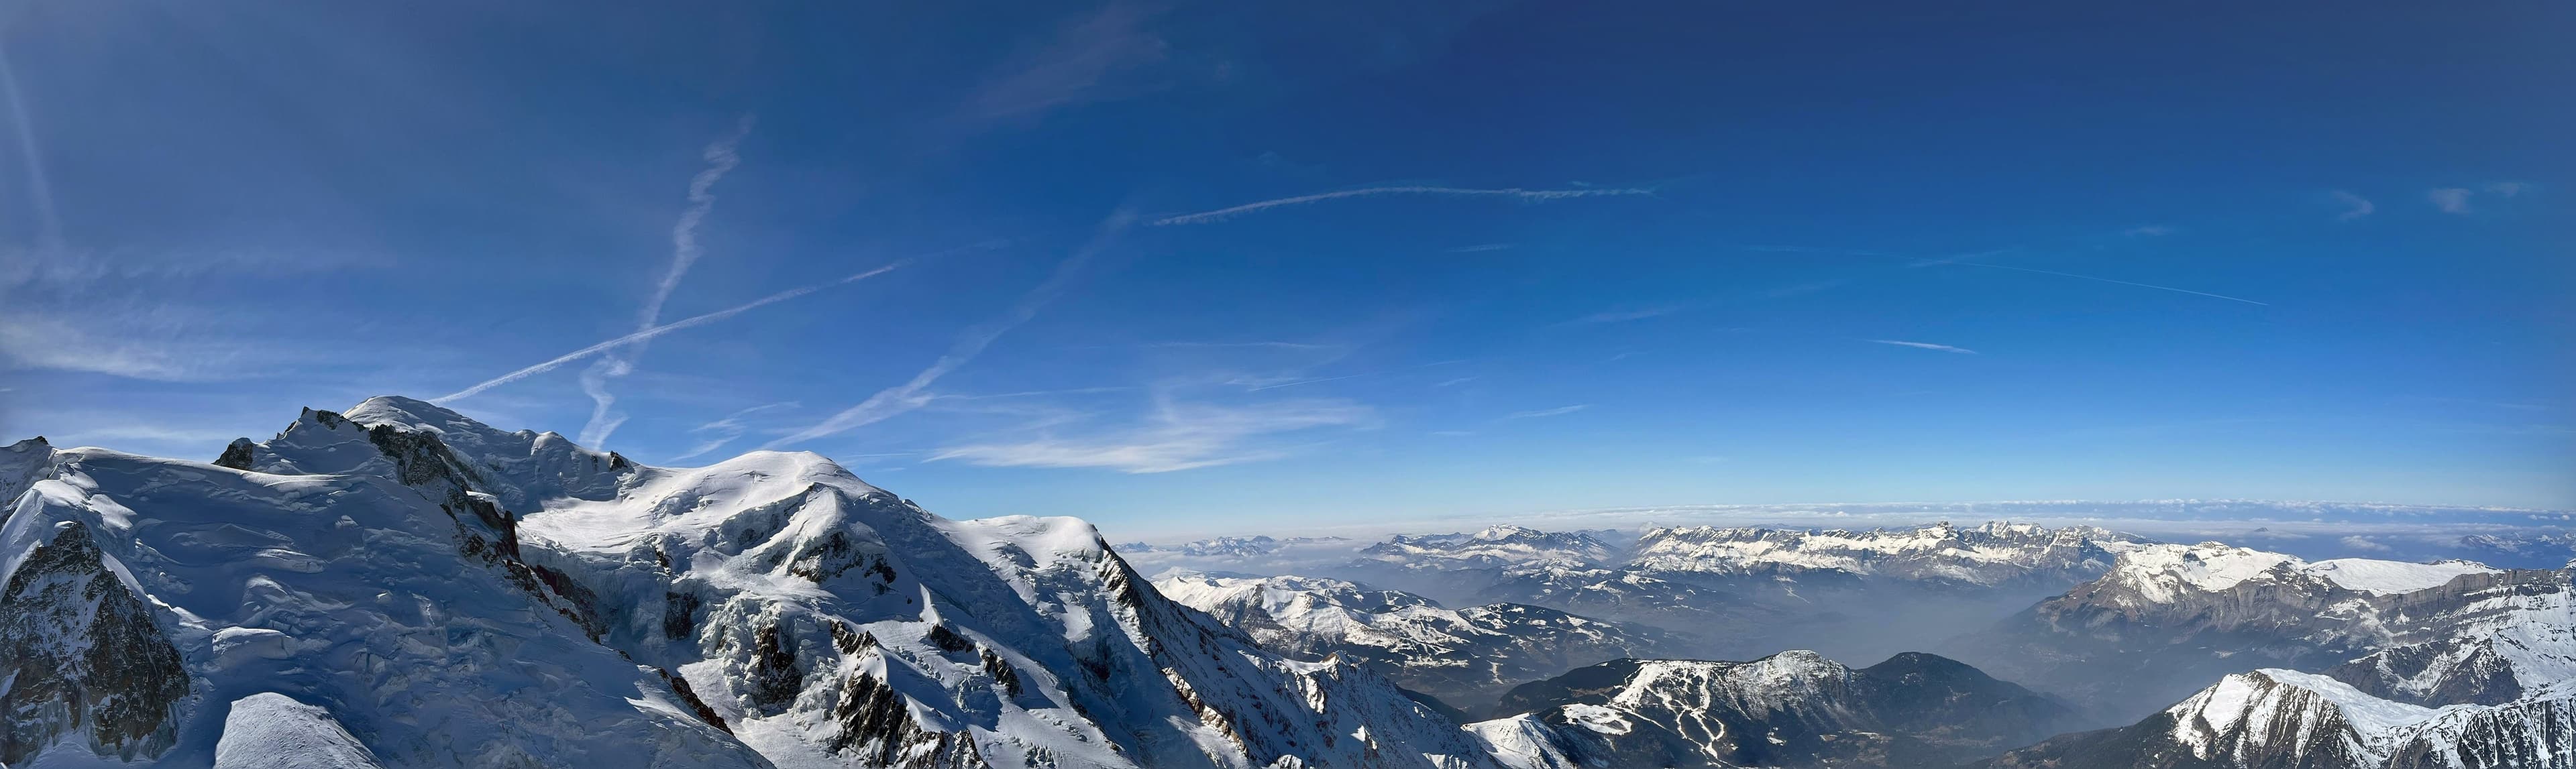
[1,1,2568,533]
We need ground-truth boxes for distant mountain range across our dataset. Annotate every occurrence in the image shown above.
[1152,570,1673,708]
[7,397,2570,768]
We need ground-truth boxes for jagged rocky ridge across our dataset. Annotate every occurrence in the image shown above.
[1151,571,1672,708]
[0,398,1499,768]
[1466,650,2078,769]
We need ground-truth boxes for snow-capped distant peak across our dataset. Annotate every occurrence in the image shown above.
[1626,520,2146,586]
[2105,543,2498,603]
[2303,558,2500,595]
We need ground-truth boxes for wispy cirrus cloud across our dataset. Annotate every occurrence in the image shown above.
[1564,305,1685,325]
[664,401,800,463]
[1153,186,1651,225]
[433,262,904,404]
[1947,261,2268,306]
[580,116,756,449]
[1868,339,1978,355]
[932,396,1375,473]
[2330,190,2375,221]
[1505,404,1590,420]
[767,213,1132,448]
[965,2,1169,123]
[2122,225,2175,237]
[2428,182,2531,215]
[2428,188,2475,214]
[0,248,386,381]
[1447,243,1514,253]
[0,38,60,251]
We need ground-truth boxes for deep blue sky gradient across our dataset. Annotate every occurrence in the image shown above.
[1,1,2568,531]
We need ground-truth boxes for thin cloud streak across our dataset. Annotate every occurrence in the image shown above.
[1564,305,1684,325]
[432,263,903,404]
[1868,339,1979,355]
[1245,373,1369,392]
[1505,404,1591,420]
[665,401,799,463]
[2332,190,2375,221]
[1153,186,1650,225]
[930,397,1375,473]
[2428,188,2474,214]
[1949,261,2269,306]
[765,213,1133,448]
[0,39,60,251]
[581,116,757,448]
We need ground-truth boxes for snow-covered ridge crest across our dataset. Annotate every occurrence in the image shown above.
[1,396,1503,769]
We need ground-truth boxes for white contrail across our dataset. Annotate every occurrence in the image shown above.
[765,214,1132,448]
[0,40,62,251]
[1868,339,1979,354]
[1951,261,2269,306]
[431,263,901,404]
[581,115,757,447]
[1152,186,1650,225]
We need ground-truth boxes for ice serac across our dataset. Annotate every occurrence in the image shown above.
[1470,650,2077,769]
[1152,570,1671,707]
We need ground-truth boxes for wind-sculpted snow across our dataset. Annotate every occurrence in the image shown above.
[0,397,1503,768]
[1470,651,2076,768]
[1152,570,1670,707]
[212,693,386,769]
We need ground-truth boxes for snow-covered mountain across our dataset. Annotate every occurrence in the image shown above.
[0,398,1500,768]
[1981,668,2576,768]
[1118,535,1354,559]
[1468,651,2078,768]
[1434,522,2148,664]
[1353,526,1627,573]
[1627,521,2151,587]
[1952,541,2568,721]
[1151,571,1671,707]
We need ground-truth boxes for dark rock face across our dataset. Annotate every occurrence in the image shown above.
[828,668,989,768]
[213,437,256,470]
[0,522,191,765]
